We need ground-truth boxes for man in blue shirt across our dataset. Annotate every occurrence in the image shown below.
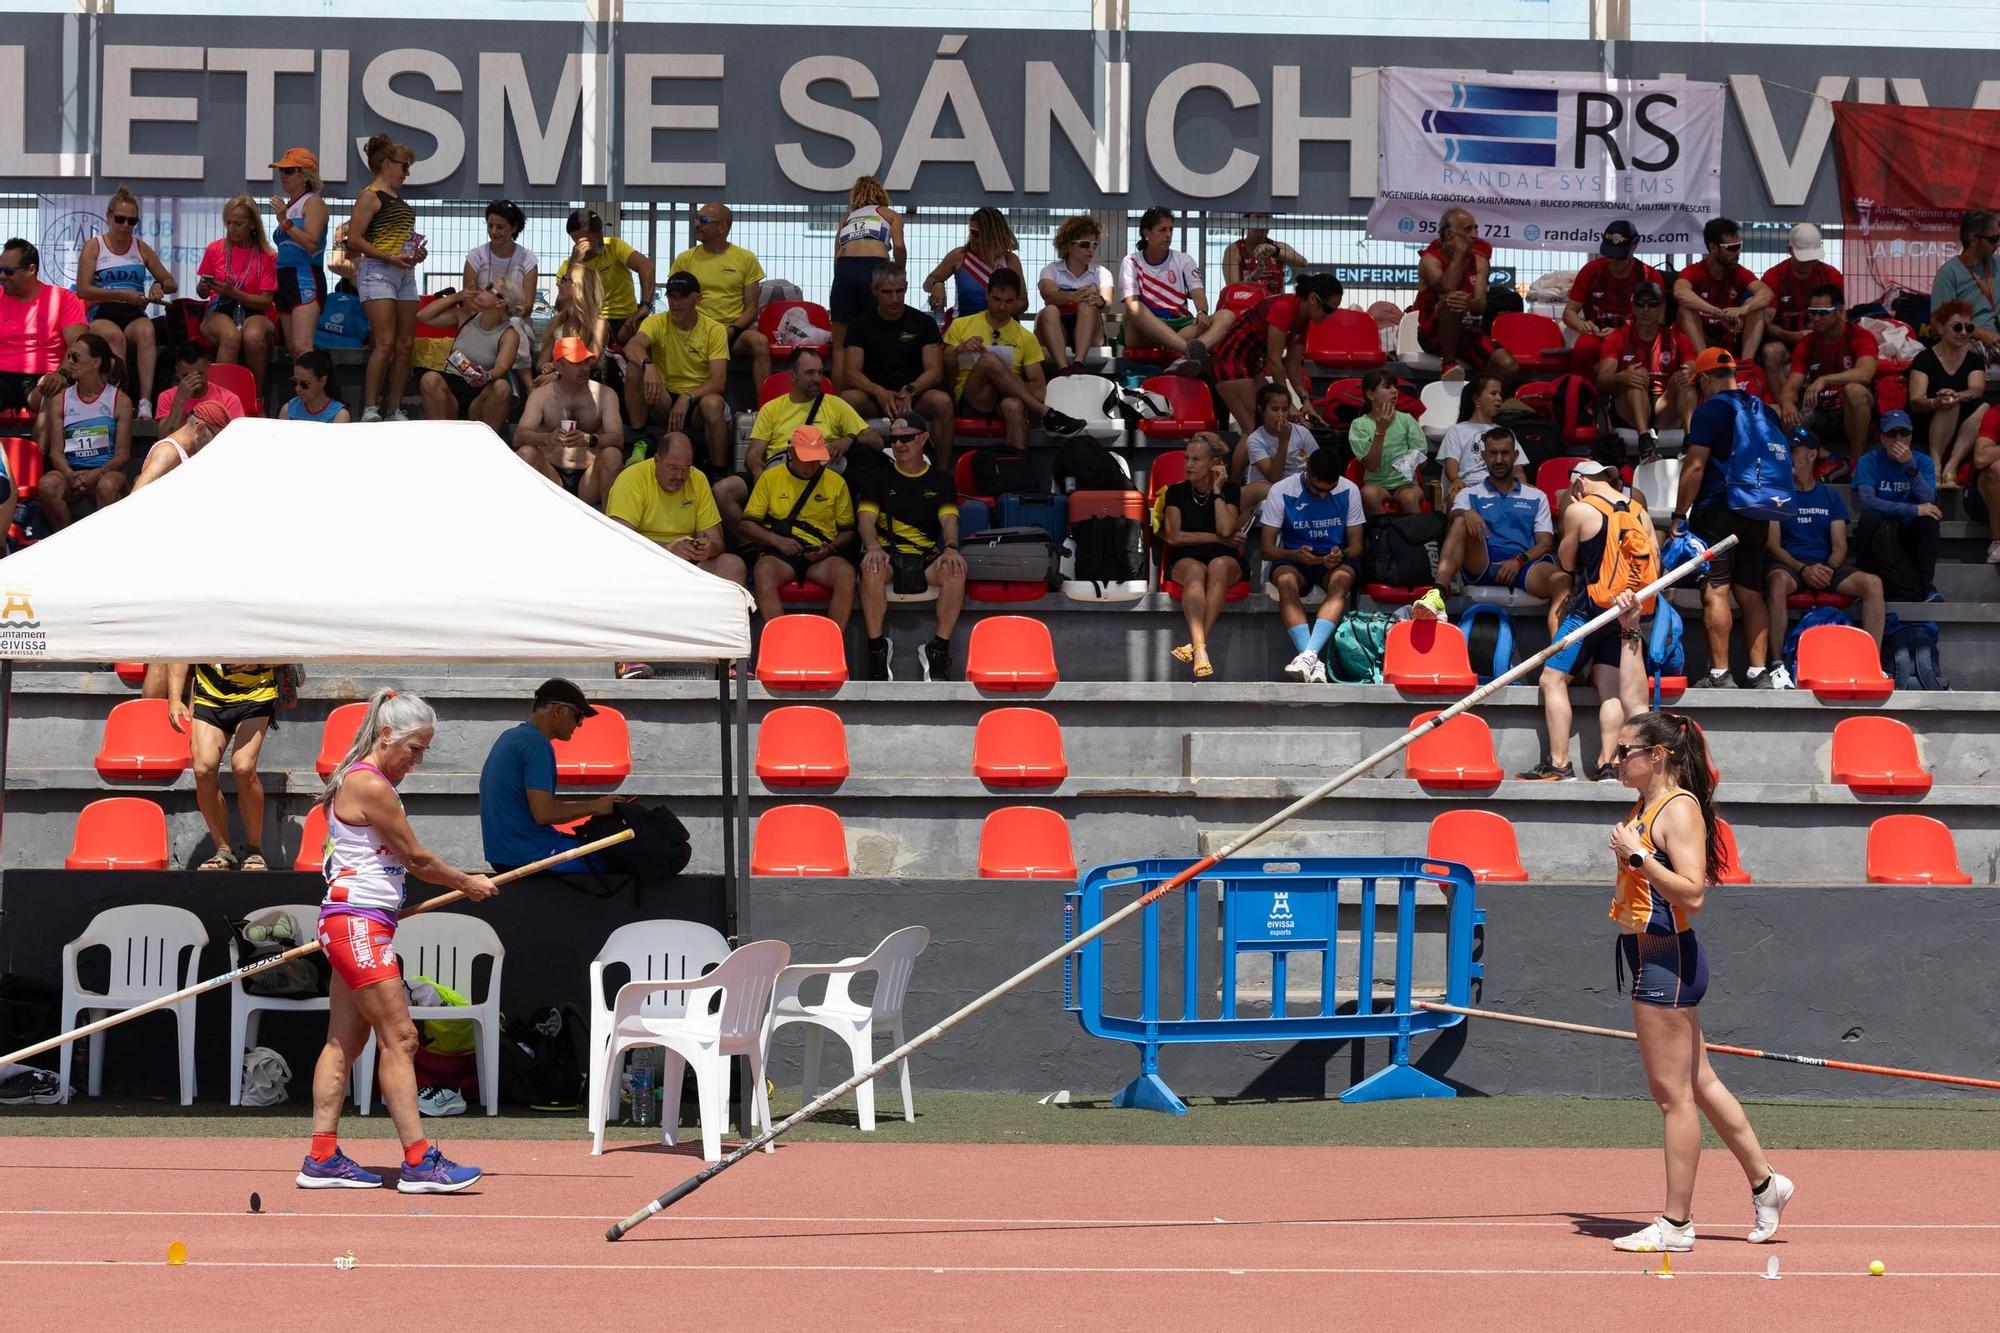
[1852,410,1942,601]
[1432,427,1569,637]
[1258,445,1365,683]
[1672,348,1779,687]
[1763,434,1884,656]
[478,678,618,871]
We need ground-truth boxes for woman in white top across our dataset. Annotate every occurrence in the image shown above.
[1035,215,1114,374]
[1119,206,1212,360]
[74,187,175,418]
[464,198,539,397]
[1237,381,1316,525]
[35,331,133,530]
[300,688,496,1194]
[1437,371,1528,506]
[829,176,907,390]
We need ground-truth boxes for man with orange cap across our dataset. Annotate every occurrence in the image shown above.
[739,424,857,628]
[513,335,628,506]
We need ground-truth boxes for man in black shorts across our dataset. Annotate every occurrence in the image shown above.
[1764,433,1885,655]
[1673,348,1778,688]
[855,412,966,681]
[165,663,279,871]
[839,262,955,469]
[512,335,628,506]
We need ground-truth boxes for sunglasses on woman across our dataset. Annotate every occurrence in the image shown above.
[1950,321,1974,333]
[109,214,138,225]
[1612,742,1659,761]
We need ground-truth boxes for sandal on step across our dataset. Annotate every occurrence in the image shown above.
[1192,651,1214,680]
[198,848,241,871]
[1171,643,1196,664]
[240,847,267,871]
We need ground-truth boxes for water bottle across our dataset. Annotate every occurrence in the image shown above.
[628,1051,656,1128]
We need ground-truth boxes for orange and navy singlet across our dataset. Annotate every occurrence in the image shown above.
[1611,786,1709,1008]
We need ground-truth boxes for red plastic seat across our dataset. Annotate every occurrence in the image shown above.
[1795,624,1894,702]
[755,705,850,788]
[1303,308,1386,371]
[204,362,261,418]
[1217,282,1268,316]
[5,435,43,497]
[1426,809,1527,882]
[1492,312,1570,372]
[1787,591,1854,610]
[1385,621,1477,693]
[757,300,833,359]
[972,707,1068,787]
[1832,717,1932,796]
[294,803,329,872]
[757,372,792,406]
[113,662,146,687]
[776,581,833,605]
[967,581,1050,603]
[1533,455,1587,501]
[978,805,1076,879]
[315,701,369,779]
[751,804,849,876]
[1714,818,1752,885]
[954,450,991,502]
[1866,814,1971,885]
[1137,376,1216,440]
[1406,710,1503,789]
[552,704,632,785]
[1365,584,1429,607]
[64,797,170,870]
[955,414,1009,441]
[755,614,849,691]
[965,616,1058,691]
[94,699,191,780]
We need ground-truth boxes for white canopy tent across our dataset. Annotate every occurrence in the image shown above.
[0,421,757,920]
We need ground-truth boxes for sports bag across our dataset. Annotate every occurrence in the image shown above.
[1329,611,1395,683]
[971,446,1040,497]
[996,491,1068,544]
[1579,493,1659,613]
[1883,614,1948,691]
[1862,518,1926,602]
[1068,513,1146,585]
[1363,511,1444,587]
[1458,601,1516,683]
[1646,601,1686,704]
[314,291,367,348]
[960,527,1054,582]
[1720,389,1798,521]
[1050,438,1131,494]
[499,1002,589,1109]
[226,908,329,999]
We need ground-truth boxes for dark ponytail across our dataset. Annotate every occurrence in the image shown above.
[1628,710,1722,883]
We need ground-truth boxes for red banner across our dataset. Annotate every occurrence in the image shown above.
[1830,102,2000,304]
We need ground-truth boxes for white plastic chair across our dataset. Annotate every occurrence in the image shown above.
[765,926,930,1132]
[587,919,730,1128]
[1418,380,1466,442]
[1395,310,1442,376]
[1042,373,1126,443]
[590,938,790,1161]
[1630,456,1683,525]
[355,913,505,1117]
[59,904,209,1105]
[227,902,330,1106]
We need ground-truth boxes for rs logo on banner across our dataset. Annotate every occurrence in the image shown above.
[1367,68,1725,253]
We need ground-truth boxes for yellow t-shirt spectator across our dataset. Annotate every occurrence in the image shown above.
[944,313,1044,397]
[751,392,869,461]
[671,244,766,327]
[637,310,729,396]
[606,462,722,547]
[745,464,855,550]
[561,236,640,319]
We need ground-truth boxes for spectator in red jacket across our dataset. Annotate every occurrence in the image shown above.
[1673,217,1772,361]
[1780,284,1877,474]
[1596,282,1697,447]
[1415,208,1519,382]
[1563,220,1664,374]
[1758,223,1841,392]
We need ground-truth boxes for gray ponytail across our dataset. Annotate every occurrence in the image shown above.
[318,687,436,805]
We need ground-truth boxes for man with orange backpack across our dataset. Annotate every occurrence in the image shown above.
[1520,459,1654,781]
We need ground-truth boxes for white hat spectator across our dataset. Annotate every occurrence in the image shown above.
[1788,223,1825,264]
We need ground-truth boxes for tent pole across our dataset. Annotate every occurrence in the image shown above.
[0,659,10,945]
[732,655,749,930]
[728,660,744,932]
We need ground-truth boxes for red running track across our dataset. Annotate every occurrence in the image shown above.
[2,1139,1996,1330]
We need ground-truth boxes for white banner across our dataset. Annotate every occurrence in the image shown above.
[35,195,230,302]
[1366,68,1725,253]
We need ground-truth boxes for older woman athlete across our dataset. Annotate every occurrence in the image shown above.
[296,688,498,1193]
[1607,709,1794,1253]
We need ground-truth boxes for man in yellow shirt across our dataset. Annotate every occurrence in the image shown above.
[671,203,770,388]
[740,426,858,628]
[606,432,747,680]
[563,208,655,343]
[943,268,1087,451]
[623,270,730,471]
[747,348,883,477]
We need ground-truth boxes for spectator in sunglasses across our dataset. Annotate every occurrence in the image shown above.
[1758,222,1841,391]
[1778,284,1876,475]
[1035,215,1113,374]
[75,188,175,418]
[1596,281,1697,448]
[1931,209,2000,356]
[282,348,350,423]
[0,239,86,419]
[670,202,770,389]
[1908,298,1988,484]
[1673,217,1772,362]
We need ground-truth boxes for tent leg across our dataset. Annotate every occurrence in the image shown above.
[717,661,736,941]
[733,656,749,923]
[0,659,10,946]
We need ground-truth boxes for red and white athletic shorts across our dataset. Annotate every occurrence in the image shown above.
[317,910,401,990]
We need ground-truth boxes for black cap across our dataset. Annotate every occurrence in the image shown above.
[887,410,930,436]
[1631,280,1666,303]
[663,270,702,296]
[533,677,597,718]
[1600,219,1638,260]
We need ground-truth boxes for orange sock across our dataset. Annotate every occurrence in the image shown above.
[309,1133,339,1161]
[403,1138,431,1168]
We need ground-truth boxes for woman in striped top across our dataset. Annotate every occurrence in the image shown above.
[167,661,281,871]
[1606,710,1793,1256]
[348,133,427,421]
[925,207,1020,321]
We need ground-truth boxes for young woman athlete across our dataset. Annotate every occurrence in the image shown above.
[1607,710,1794,1253]
[296,688,498,1193]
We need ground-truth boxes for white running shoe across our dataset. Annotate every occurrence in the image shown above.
[136,398,153,421]
[1988,539,2000,565]
[388,409,410,422]
[1306,657,1330,684]
[1611,1216,1695,1252]
[1747,1172,1794,1243]
[1283,649,1319,681]
[1765,664,1794,691]
[362,405,383,422]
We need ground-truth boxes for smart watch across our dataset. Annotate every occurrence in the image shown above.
[1626,851,1646,870]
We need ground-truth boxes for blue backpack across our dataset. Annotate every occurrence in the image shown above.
[315,291,367,349]
[1721,389,1797,521]
[1457,602,1515,683]
[1646,602,1685,704]
[1782,604,1853,678]
[1882,613,1948,691]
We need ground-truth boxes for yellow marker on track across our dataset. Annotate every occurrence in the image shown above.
[165,1240,187,1266]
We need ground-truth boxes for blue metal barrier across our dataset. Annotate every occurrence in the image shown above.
[1063,857,1484,1114]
